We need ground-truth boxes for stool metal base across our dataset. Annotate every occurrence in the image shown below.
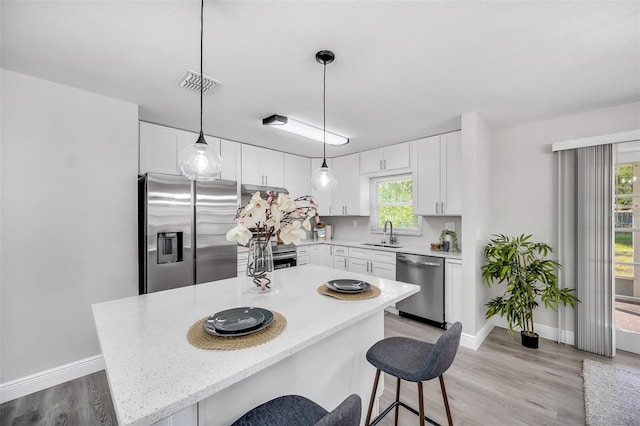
[368,400,440,426]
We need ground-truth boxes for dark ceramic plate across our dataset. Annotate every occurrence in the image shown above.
[203,307,274,337]
[326,279,371,293]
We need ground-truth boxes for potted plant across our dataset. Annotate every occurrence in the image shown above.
[481,234,579,349]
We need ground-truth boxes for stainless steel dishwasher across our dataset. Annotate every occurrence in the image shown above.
[396,253,446,328]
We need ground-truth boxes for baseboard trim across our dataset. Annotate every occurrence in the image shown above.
[460,318,495,350]
[0,354,105,403]
[493,318,575,345]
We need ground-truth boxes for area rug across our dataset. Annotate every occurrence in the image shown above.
[582,359,640,425]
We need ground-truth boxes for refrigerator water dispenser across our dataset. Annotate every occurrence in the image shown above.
[157,232,183,264]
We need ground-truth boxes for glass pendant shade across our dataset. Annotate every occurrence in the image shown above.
[179,133,222,181]
[311,163,338,191]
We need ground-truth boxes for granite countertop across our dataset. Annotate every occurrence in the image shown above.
[92,265,419,426]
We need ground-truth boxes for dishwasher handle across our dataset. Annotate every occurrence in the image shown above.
[397,256,442,267]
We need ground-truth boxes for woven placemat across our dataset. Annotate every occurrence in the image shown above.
[187,311,286,350]
[317,284,381,300]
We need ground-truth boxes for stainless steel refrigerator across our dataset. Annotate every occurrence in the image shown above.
[138,173,238,294]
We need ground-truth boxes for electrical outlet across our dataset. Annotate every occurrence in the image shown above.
[445,222,455,232]
[353,220,358,228]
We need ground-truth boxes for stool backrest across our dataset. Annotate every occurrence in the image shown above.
[420,322,462,380]
[314,394,361,426]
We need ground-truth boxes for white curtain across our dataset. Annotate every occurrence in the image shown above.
[558,144,614,357]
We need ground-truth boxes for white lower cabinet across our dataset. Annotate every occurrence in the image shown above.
[348,247,396,279]
[309,244,333,268]
[333,246,349,271]
[152,404,198,426]
[297,246,310,266]
[445,259,462,324]
[237,249,248,276]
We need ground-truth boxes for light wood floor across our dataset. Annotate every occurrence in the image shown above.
[1,315,639,426]
[376,314,640,426]
[0,371,116,426]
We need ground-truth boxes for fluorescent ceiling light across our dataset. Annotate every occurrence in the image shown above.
[262,114,349,146]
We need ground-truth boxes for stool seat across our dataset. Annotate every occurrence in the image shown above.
[231,394,361,426]
[366,336,436,382]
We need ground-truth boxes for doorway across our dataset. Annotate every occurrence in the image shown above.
[613,145,640,354]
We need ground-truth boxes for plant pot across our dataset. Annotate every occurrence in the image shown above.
[521,331,539,349]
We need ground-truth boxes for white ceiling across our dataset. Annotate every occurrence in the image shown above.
[2,1,639,157]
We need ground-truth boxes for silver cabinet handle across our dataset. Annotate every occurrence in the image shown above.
[330,246,333,255]
[379,160,383,170]
[329,206,332,215]
[344,258,347,268]
[441,201,445,213]
[436,202,439,214]
[384,159,387,169]
[265,176,268,185]
[345,206,347,215]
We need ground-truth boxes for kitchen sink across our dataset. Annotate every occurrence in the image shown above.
[361,243,404,249]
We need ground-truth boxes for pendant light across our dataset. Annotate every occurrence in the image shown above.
[311,50,338,192]
[179,0,222,181]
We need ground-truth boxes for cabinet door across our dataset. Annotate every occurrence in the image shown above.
[284,154,311,199]
[445,259,462,323]
[413,135,441,215]
[311,158,333,216]
[241,145,264,185]
[383,142,411,170]
[332,153,360,215]
[442,131,462,215]
[334,255,349,271]
[139,122,184,175]
[348,258,369,275]
[261,149,284,187]
[371,261,396,280]
[220,139,240,182]
[321,245,334,268]
[360,148,384,174]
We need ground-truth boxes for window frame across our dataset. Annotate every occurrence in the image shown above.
[369,173,422,236]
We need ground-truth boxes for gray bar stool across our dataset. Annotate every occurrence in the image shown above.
[231,393,361,426]
[364,322,462,426]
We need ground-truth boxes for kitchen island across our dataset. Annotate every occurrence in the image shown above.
[92,264,419,426]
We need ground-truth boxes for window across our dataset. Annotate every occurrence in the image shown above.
[370,174,421,234]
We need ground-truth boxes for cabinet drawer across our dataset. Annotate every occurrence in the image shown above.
[333,245,348,256]
[349,247,370,260]
[371,250,395,264]
[297,246,310,256]
[349,247,395,264]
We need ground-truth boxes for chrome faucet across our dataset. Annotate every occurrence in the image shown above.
[383,220,397,245]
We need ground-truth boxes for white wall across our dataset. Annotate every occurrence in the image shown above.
[0,70,139,383]
[489,101,640,334]
[460,112,493,339]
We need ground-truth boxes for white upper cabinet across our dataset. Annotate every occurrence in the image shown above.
[220,139,240,182]
[241,145,284,187]
[413,131,462,215]
[310,158,333,217]
[139,122,221,176]
[332,153,363,216]
[360,142,411,174]
[283,153,311,199]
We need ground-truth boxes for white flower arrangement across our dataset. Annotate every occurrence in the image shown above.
[226,191,319,246]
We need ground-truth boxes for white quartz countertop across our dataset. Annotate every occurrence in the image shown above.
[297,238,463,260]
[92,265,419,426]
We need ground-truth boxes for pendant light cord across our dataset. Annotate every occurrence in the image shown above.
[322,60,327,163]
[199,0,204,137]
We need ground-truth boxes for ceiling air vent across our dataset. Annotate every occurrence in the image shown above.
[177,70,220,94]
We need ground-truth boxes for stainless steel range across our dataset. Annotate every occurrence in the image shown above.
[272,244,297,269]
